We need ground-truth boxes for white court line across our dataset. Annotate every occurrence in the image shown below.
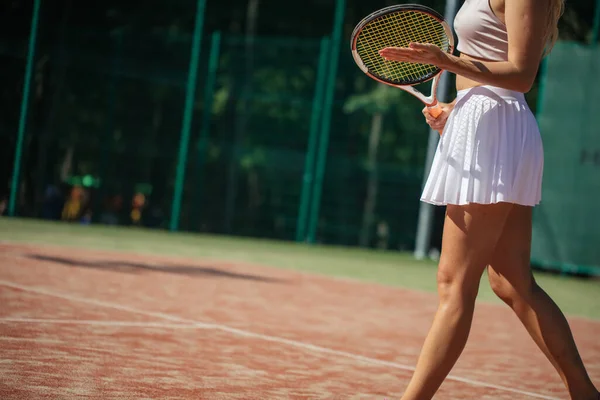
[0,318,197,329]
[0,336,64,344]
[0,336,123,356]
[0,279,560,400]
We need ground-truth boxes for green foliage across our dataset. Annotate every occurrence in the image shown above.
[343,84,403,114]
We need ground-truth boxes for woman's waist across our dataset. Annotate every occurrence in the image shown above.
[455,84,527,103]
[454,56,526,103]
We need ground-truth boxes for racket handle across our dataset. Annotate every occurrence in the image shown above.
[428,104,443,118]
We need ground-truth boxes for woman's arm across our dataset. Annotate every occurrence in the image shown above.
[378,0,550,93]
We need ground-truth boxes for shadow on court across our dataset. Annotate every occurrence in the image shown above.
[25,253,286,283]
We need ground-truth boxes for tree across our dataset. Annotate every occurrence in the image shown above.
[344,84,406,247]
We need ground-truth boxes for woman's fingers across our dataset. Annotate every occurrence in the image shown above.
[409,42,438,52]
[430,122,445,131]
[379,47,423,62]
[425,113,444,125]
[425,113,448,131]
[423,100,454,134]
[379,43,442,64]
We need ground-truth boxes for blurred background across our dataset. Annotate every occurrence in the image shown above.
[1,0,599,275]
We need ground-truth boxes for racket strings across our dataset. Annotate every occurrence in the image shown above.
[356,11,450,85]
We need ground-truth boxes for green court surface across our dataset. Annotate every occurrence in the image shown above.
[1,217,598,320]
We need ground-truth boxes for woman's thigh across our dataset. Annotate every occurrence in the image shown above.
[438,202,514,286]
[487,205,535,296]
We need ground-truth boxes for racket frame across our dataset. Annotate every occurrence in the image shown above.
[350,5,455,114]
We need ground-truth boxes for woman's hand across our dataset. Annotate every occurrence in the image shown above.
[423,101,454,135]
[378,43,449,68]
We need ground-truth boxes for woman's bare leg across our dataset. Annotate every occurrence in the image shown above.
[400,202,513,400]
[488,205,599,399]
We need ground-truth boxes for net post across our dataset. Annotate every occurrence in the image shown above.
[306,0,346,243]
[169,0,207,232]
[413,0,460,260]
[296,36,331,242]
[192,30,221,231]
[8,0,42,217]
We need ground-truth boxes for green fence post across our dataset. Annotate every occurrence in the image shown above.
[306,0,346,243]
[295,36,331,242]
[96,30,123,205]
[8,0,42,217]
[169,0,207,231]
[535,58,549,117]
[593,0,600,44]
[192,31,221,230]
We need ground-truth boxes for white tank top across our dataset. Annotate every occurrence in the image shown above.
[454,0,509,61]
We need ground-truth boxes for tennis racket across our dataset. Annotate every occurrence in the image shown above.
[350,4,454,118]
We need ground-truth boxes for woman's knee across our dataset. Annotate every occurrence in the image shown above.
[435,202,512,306]
[437,259,481,304]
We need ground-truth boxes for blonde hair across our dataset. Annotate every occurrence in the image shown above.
[543,0,566,57]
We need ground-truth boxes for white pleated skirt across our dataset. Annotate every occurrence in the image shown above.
[421,85,544,207]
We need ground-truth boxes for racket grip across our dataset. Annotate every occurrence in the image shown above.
[428,104,443,118]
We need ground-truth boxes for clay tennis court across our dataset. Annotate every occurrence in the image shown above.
[1,223,598,399]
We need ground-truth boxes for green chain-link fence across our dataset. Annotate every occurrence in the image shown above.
[3,11,435,251]
[4,2,600,273]
[532,41,600,275]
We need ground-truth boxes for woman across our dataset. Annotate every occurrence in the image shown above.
[379,0,600,398]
